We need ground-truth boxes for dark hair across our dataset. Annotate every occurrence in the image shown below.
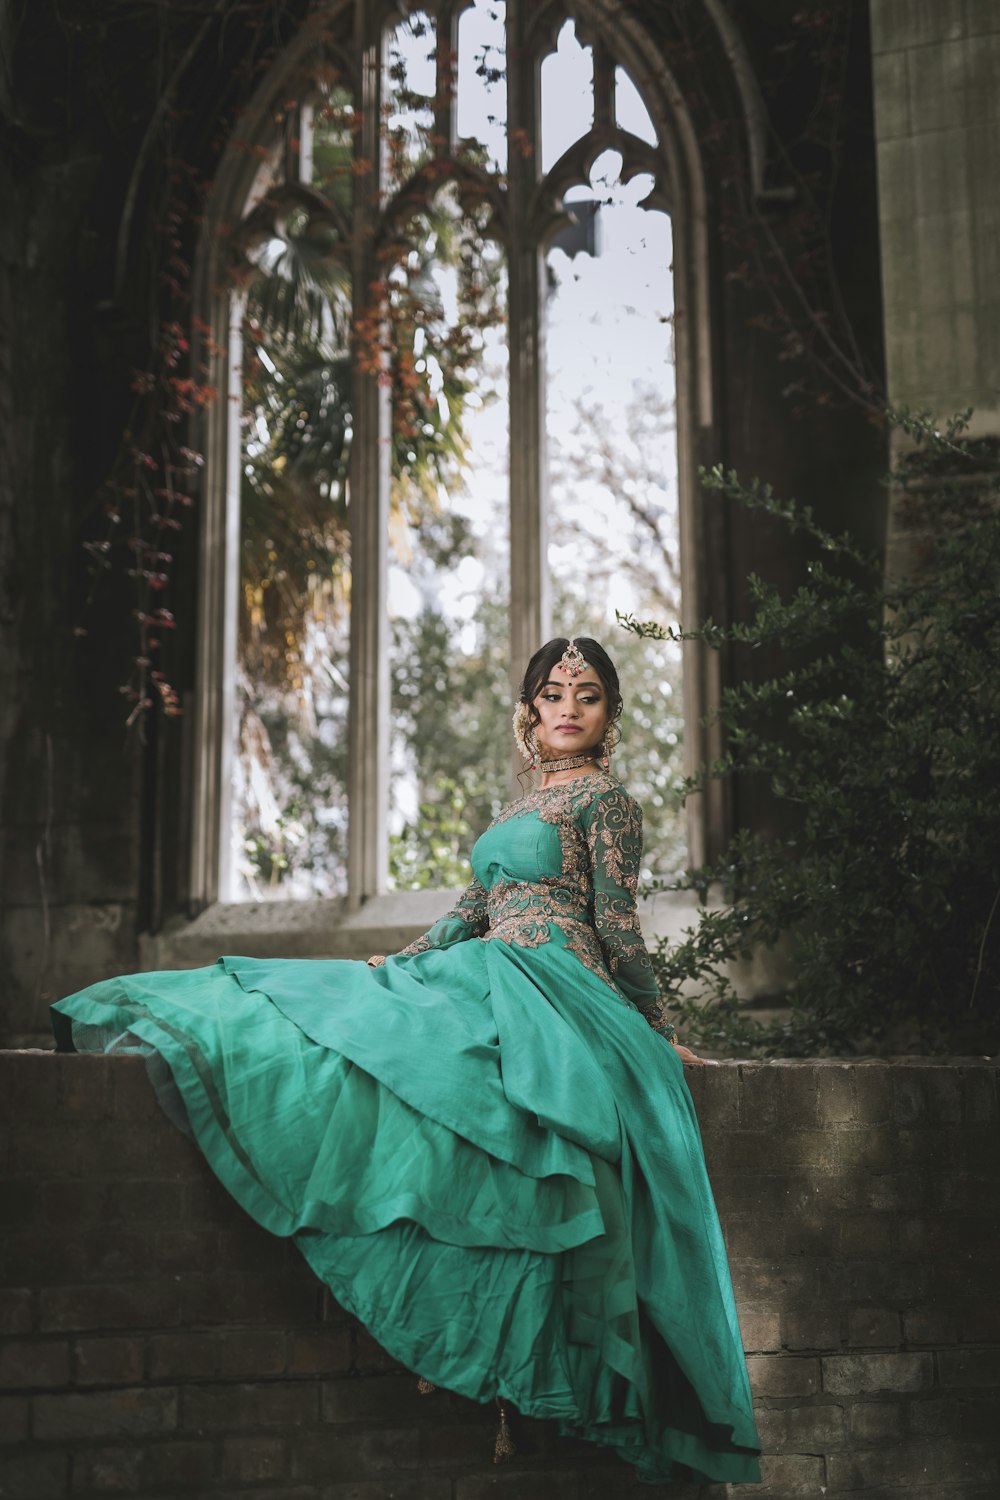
[518,637,623,754]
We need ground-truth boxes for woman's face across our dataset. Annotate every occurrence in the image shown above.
[532,659,609,759]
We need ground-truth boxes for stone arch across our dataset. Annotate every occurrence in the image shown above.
[184,0,771,909]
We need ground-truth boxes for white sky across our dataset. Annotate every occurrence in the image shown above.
[387,8,676,641]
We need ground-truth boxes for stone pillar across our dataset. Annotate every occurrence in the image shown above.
[872,0,1000,425]
[871,1,1000,565]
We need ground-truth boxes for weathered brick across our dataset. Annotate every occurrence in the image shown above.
[111,1060,162,1120]
[687,1059,740,1127]
[324,1483,459,1500]
[0,1449,69,1500]
[853,1065,893,1124]
[838,1214,892,1258]
[909,1395,960,1438]
[834,1126,894,1174]
[221,1435,287,1482]
[579,1469,699,1500]
[455,1473,582,1500]
[109,1178,186,1225]
[857,1170,933,1213]
[730,1258,824,1304]
[757,1452,826,1496]
[957,1301,1000,1342]
[710,1170,822,1217]
[34,1386,178,1440]
[958,1394,1000,1441]
[0,1337,70,1390]
[0,1395,30,1444]
[893,1068,963,1126]
[893,1127,962,1171]
[148,1328,285,1381]
[960,1066,998,1124]
[148,1332,227,1381]
[39,1281,180,1333]
[181,1381,318,1431]
[177,1273,319,1327]
[352,1327,407,1376]
[4,1179,41,1230]
[73,1337,144,1387]
[816,1064,857,1123]
[823,1255,929,1304]
[287,1327,352,1376]
[823,1352,933,1395]
[849,1399,907,1443]
[183,1173,259,1231]
[782,1308,843,1351]
[82,1228,156,1279]
[6,1125,77,1178]
[722,1215,785,1260]
[4,1230,87,1283]
[746,1355,820,1397]
[39,1180,118,1229]
[737,1308,782,1352]
[0,1288,33,1336]
[902,1307,958,1345]
[322,1377,439,1424]
[739,1063,818,1128]
[154,1224,223,1272]
[783,1214,837,1257]
[7,1054,63,1120]
[847,1307,901,1348]
[937,1348,1000,1388]
[826,1440,997,1490]
[59,1057,115,1121]
[70,1445,142,1494]
[293,1428,420,1481]
[140,1438,217,1487]
[213,1226,298,1276]
[78,1121,196,1178]
[421,1421,500,1468]
[897,1214,1000,1260]
[754,1400,848,1451]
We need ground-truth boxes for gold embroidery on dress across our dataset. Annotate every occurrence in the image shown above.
[394,775,674,1037]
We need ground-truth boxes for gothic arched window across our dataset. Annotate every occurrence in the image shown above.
[191,0,698,915]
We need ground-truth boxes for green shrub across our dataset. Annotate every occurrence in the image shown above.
[625,413,1000,1056]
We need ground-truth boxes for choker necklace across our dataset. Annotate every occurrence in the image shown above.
[538,753,600,774]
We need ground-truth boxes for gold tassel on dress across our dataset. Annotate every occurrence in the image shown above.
[417,1377,436,1395]
[493,1398,516,1463]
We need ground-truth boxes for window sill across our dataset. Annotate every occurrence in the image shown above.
[140,887,712,973]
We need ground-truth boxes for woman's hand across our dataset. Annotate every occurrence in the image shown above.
[673,1042,718,1067]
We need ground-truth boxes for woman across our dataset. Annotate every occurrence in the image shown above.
[52,637,761,1486]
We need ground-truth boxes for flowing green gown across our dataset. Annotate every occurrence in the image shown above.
[53,772,761,1485]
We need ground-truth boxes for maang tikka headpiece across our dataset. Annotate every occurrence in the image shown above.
[559,640,588,678]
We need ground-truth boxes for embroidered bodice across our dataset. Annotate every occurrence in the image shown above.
[398,772,675,1037]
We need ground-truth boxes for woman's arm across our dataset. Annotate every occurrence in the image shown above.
[581,786,679,1042]
[373,875,490,962]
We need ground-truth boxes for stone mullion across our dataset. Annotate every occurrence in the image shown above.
[505,0,548,718]
[346,11,390,908]
[435,3,458,154]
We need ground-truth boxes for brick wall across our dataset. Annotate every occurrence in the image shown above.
[2,1053,998,1499]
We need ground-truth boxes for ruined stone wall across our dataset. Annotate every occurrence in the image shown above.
[0,1,892,1045]
[2,1055,998,1498]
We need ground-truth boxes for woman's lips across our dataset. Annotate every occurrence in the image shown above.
[557,725,582,733]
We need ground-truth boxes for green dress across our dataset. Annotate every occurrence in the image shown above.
[53,771,761,1485]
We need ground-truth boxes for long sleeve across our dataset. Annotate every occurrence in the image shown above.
[582,787,677,1039]
[395,875,490,957]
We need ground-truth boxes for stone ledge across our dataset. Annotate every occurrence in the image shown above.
[2,1054,999,1499]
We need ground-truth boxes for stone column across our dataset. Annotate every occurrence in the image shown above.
[871,1,1000,568]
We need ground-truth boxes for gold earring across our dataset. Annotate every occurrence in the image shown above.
[512,703,538,768]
